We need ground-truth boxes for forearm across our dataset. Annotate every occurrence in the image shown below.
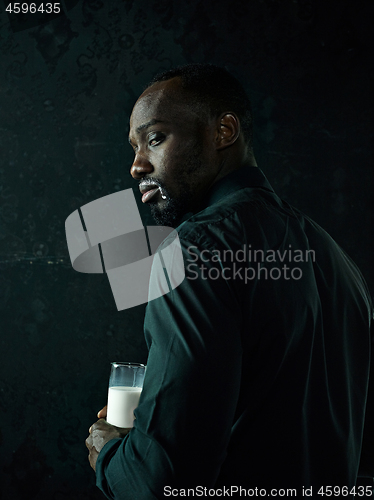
[96,431,174,499]
[94,241,243,497]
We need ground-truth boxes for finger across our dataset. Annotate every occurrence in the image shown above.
[97,405,107,419]
[88,447,99,471]
[85,435,93,449]
[88,422,97,433]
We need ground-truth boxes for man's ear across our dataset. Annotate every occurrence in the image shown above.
[215,113,240,150]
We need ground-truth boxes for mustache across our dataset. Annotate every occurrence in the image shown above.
[138,177,162,188]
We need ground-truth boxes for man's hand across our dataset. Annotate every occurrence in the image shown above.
[85,417,131,471]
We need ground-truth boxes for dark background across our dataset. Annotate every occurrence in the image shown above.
[0,0,372,498]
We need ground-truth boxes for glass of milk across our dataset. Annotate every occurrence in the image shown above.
[106,362,146,428]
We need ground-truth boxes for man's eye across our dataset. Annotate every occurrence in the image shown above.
[149,135,164,147]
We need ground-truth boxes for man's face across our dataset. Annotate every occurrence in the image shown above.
[128,78,218,227]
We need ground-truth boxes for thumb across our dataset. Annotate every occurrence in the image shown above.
[97,405,107,419]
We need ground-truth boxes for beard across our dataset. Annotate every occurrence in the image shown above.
[149,186,192,227]
[147,145,205,228]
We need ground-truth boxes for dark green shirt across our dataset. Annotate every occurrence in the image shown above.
[96,167,373,498]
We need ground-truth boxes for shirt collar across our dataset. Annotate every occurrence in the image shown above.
[176,167,274,227]
[205,166,274,208]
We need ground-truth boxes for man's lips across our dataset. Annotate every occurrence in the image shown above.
[139,184,160,203]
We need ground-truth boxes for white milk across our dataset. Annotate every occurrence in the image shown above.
[106,386,142,428]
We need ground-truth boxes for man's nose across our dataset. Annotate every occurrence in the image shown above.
[130,153,153,180]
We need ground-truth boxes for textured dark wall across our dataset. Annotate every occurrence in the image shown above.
[0,1,372,498]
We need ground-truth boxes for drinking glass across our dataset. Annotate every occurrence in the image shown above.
[106,362,146,428]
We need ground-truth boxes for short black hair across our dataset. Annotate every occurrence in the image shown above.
[147,63,253,150]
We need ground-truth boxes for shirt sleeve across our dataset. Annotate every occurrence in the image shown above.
[95,236,243,498]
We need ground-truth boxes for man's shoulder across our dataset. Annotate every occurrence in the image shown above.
[175,186,286,248]
[173,185,356,267]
